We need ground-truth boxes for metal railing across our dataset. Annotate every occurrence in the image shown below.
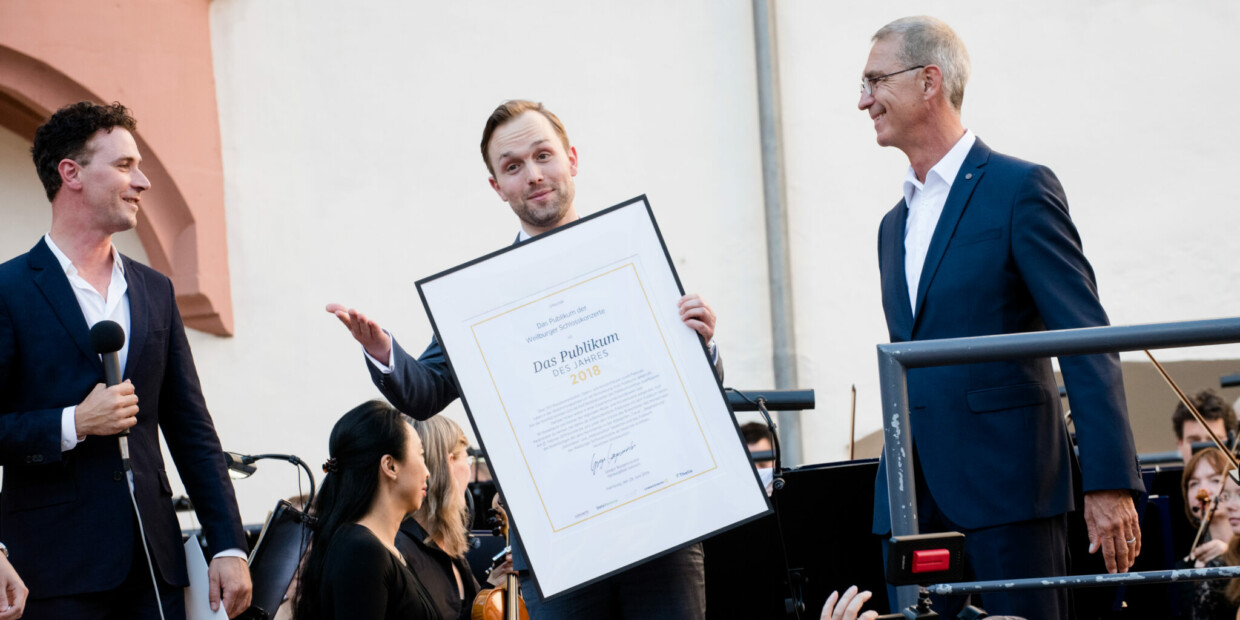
[878,317,1240,611]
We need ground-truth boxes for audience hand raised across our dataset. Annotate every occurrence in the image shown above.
[821,586,878,620]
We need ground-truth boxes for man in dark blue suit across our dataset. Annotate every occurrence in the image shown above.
[858,17,1144,618]
[0,102,251,619]
[327,100,721,619]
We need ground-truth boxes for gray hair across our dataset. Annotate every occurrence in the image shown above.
[873,16,971,112]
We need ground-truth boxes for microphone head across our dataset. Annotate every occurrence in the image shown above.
[89,320,126,354]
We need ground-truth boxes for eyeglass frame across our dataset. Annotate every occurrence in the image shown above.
[860,65,925,96]
[1218,490,1240,505]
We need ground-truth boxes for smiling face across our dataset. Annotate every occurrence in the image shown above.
[858,36,926,151]
[487,111,578,236]
[73,128,149,234]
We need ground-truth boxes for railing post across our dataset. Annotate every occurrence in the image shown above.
[878,348,919,610]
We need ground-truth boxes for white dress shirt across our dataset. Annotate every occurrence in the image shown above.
[902,130,976,313]
[44,234,131,452]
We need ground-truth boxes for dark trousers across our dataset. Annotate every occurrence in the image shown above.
[522,543,705,620]
[25,530,185,620]
[887,466,1069,620]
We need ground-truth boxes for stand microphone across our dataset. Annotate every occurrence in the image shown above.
[89,320,129,472]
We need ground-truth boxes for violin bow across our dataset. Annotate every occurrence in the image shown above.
[1187,459,1234,561]
[849,385,857,461]
[1145,350,1240,473]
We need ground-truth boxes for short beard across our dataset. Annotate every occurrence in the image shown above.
[515,185,574,230]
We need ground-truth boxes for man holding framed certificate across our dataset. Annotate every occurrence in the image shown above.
[328,100,731,619]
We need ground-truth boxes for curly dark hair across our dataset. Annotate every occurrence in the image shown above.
[1172,389,1238,440]
[30,101,137,201]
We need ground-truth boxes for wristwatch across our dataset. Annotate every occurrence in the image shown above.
[0,541,8,558]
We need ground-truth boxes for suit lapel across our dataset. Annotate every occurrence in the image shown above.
[910,139,991,330]
[28,239,102,372]
[123,256,148,380]
[881,202,915,341]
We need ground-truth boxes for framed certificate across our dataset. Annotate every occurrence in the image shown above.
[417,195,770,599]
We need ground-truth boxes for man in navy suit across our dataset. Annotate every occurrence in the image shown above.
[859,17,1144,618]
[327,100,720,619]
[0,102,251,619]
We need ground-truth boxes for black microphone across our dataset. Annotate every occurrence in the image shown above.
[89,320,125,387]
[89,320,131,471]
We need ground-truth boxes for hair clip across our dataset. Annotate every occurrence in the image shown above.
[322,457,339,474]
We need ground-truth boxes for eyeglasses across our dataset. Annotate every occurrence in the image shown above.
[860,66,925,96]
[1219,491,1240,504]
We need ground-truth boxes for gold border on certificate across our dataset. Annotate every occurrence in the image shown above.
[470,262,717,532]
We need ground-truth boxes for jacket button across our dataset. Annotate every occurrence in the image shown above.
[114,471,124,481]
[31,454,44,463]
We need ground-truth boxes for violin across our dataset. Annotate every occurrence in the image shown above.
[471,500,529,620]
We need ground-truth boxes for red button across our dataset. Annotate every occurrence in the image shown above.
[911,549,951,574]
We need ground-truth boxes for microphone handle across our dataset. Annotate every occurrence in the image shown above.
[118,435,132,473]
[101,352,129,438]
[101,352,132,473]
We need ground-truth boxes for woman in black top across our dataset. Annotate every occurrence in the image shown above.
[398,416,511,620]
[294,401,441,620]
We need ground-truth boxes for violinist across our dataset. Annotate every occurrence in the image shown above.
[1179,447,1237,620]
[397,416,512,620]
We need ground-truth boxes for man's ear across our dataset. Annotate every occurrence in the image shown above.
[489,176,507,201]
[58,159,83,192]
[921,65,944,101]
[567,145,578,177]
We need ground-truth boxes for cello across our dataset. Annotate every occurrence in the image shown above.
[471,500,529,620]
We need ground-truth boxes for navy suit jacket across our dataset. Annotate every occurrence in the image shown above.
[0,239,246,598]
[872,139,1143,534]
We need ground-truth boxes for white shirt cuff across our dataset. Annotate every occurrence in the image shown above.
[61,407,81,451]
[362,330,397,375]
[212,548,248,562]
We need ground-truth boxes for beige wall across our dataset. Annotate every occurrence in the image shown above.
[3,1,1238,525]
[200,0,772,523]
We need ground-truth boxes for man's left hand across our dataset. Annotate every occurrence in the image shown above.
[1084,489,1140,574]
[678,294,716,342]
[208,556,252,618]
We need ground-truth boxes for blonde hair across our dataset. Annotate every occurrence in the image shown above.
[411,416,471,558]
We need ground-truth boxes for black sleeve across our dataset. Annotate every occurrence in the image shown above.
[365,336,460,420]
